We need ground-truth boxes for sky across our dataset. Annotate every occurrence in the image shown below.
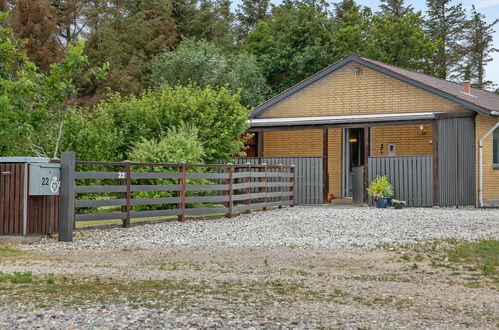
[232,0,499,87]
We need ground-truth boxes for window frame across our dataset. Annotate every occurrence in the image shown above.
[493,127,499,170]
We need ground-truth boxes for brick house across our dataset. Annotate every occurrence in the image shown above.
[247,55,499,207]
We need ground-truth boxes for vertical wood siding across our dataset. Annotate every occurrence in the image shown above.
[233,157,323,204]
[368,156,433,207]
[438,117,475,206]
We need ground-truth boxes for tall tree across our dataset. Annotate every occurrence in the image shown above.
[171,0,235,49]
[333,3,372,57]
[244,0,335,94]
[379,0,412,18]
[236,0,270,41]
[365,10,437,73]
[50,0,94,48]
[333,0,356,21]
[150,39,270,107]
[457,5,498,89]
[425,0,466,79]
[85,0,177,96]
[10,0,62,72]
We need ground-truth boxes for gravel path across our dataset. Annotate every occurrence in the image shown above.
[4,206,498,329]
[25,206,499,252]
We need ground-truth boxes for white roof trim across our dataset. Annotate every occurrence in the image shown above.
[250,112,438,127]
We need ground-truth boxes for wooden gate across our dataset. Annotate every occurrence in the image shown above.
[368,156,433,207]
[233,157,323,204]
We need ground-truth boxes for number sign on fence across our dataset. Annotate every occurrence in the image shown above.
[58,152,296,241]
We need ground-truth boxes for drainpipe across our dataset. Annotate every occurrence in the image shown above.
[479,118,499,207]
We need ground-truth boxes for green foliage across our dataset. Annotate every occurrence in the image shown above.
[60,107,122,161]
[150,39,270,107]
[129,125,206,211]
[364,11,437,74]
[367,176,394,199]
[0,271,33,283]
[130,125,205,164]
[244,0,335,94]
[0,13,107,158]
[447,240,498,277]
[425,0,466,80]
[85,0,177,96]
[67,84,249,162]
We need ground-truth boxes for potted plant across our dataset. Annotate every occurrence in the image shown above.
[367,176,394,208]
[392,199,406,209]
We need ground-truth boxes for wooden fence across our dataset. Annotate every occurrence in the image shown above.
[58,152,296,240]
[229,157,323,204]
[368,156,433,207]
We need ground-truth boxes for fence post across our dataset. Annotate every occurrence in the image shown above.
[122,160,131,228]
[260,163,267,210]
[59,152,75,242]
[290,165,296,207]
[225,164,233,218]
[278,164,283,209]
[178,162,187,221]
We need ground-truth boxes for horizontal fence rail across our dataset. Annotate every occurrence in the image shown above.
[65,157,296,228]
[227,157,323,204]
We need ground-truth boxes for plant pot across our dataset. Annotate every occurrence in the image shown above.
[375,197,390,208]
[393,203,403,209]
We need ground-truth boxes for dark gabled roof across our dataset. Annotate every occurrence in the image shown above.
[251,54,499,118]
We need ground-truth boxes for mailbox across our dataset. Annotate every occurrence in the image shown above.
[29,163,61,196]
[0,157,60,235]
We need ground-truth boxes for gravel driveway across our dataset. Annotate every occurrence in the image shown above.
[27,206,499,252]
[3,206,498,329]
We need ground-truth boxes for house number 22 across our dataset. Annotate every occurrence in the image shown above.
[118,172,126,179]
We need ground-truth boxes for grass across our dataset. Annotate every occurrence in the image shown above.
[446,240,498,277]
[0,271,33,283]
[395,239,498,287]
[0,245,27,260]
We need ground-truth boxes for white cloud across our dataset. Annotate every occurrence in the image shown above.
[475,0,499,9]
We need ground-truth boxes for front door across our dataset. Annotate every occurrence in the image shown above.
[343,128,365,197]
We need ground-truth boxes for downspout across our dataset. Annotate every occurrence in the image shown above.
[479,112,499,207]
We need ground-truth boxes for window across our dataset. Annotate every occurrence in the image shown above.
[494,128,498,167]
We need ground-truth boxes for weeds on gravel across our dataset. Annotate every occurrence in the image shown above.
[0,271,33,283]
[395,239,498,288]
[446,240,498,277]
[0,245,26,260]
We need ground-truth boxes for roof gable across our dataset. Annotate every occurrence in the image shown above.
[252,55,499,118]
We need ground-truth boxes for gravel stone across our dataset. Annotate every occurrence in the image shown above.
[24,206,499,252]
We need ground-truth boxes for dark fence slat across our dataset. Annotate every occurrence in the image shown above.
[76,212,126,221]
[75,185,126,193]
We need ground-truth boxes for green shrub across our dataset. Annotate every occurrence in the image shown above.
[66,84,249,162]
[367,175,394,199]
[129,125,208,211]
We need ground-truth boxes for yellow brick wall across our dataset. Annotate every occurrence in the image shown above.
[328,128,342,199]
[475,114,499,202]
[257,63,467,119]
[263,128,343,199]
[371,125,433,157]
[263,129,323,157]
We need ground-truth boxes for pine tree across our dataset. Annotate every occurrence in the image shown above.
[10,0,62,72]
[458,6,498,89]
[236,0,270,40]
[379,0,413,18]
[425,0,466,79]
